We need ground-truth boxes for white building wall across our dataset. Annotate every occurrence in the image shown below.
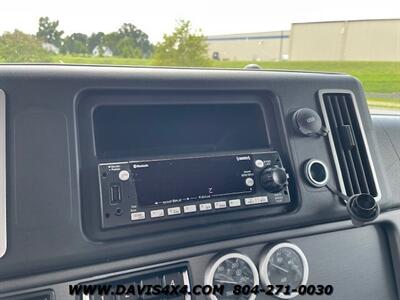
[289,19,400,61]
[207,19,400,61]
[207,31,290,61]
[289,22,345,61]
[343,20,400,61]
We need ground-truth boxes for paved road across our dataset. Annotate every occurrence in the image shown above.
[366,92,400,99]
[369,107,400,115]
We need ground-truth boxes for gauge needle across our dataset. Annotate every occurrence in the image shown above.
[271,263,289,273]
[215,279,240,284]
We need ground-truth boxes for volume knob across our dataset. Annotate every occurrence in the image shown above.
[260,166,288,193]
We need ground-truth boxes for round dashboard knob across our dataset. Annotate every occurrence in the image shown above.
[260,166,288,193]
[293,108,325,136]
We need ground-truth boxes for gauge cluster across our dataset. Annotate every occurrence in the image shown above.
[204,242,309,299]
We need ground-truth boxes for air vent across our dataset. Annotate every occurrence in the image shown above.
[0,290,54,300]
[319,90,380,199]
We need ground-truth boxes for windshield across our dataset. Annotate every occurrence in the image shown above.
[1,0,399,114]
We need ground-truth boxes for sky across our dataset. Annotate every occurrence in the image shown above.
[1,0,399,43]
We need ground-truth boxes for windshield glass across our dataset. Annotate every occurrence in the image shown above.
[1,0,399,114]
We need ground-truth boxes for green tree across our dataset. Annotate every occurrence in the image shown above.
[88,32,105,53]
[61,33,88,54]
[153,20,210,67]
[118,23,152,57]
[37,17,64,47]
[116,37,142,58]
[102,32,120,55]
[101,24,153,58]
[0,30,51,62]
[85,24,152,57]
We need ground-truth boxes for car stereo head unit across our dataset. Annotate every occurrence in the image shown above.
[98,151,291,229]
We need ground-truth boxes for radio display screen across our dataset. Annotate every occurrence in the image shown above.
[132,155,255,207]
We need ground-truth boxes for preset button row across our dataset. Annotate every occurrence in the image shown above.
[131,196,268,221]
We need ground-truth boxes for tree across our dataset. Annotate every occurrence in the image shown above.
[37,17,64,47]
[61,33,88,54]
[102,32,120,55]
[100,24,153,58]
[0,30,51,62]
[116,37,142,58]
[118,23,153,57]
[88,32,105,53]
[153,20,210,67]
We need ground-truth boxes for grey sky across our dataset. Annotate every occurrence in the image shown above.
[1,0,399,42]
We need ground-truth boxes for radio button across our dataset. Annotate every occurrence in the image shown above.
[167,207,182,216]
[229,199,241,207]
[199,203,212,211]
[118,169,130,181]
[255,159,265,168]
[214,201,227,209]
[245,198,256,205]
[150,209,165,218]
[245,177,255,187]
[245,196,268,205]
[131,212,145,221]
[184,205,197,213]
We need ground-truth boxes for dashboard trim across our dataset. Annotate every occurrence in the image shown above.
[182,269,192,300]
[0,89,6,258]
[318,89,382,201]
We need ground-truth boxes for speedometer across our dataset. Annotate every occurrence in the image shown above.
[259,242,309,299]
[205,252,259,300]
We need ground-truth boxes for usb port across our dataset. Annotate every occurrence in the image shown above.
[110,185,121,204]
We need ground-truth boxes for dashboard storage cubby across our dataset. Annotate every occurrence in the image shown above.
[77,89,299,241]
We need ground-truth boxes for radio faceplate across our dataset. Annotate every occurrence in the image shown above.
[98,151,291,229]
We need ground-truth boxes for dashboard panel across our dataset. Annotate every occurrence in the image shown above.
[77,89,295,239]
[0,65,399,300]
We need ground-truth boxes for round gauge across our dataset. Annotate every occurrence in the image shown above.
[205,252,259,300]
[259,243,309,299]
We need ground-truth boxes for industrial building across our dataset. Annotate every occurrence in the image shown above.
[207,19,400,61]
[290,19,400,61]
[207,31,290,61]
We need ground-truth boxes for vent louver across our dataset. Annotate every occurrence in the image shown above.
[320,91,379,198]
